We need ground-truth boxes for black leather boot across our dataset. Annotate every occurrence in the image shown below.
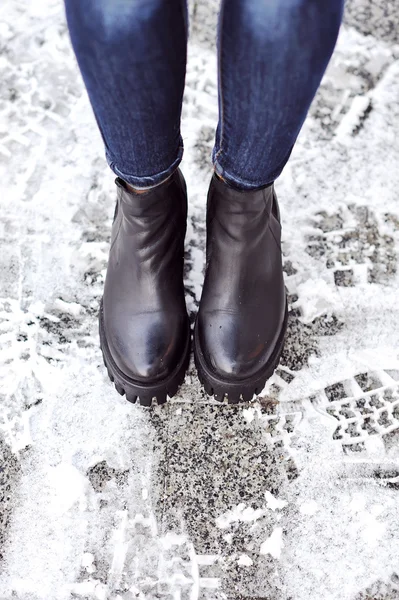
[194,174,288,403]
[99,169,191,406]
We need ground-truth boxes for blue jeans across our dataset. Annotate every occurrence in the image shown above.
[65,0,344,190]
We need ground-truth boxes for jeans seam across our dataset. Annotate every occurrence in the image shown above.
[214,0,226,165]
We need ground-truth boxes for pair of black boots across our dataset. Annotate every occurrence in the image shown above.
[99,169,288,406]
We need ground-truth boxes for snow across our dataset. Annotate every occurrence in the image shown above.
[298,500,319,516]
[294,278,342,323]
[265,491,287,512]
[237,554,253,567]
[335,94,372,142]
[215,503,264,529]
[1,0,399,599]
[260,528,284,559]
[47,463,90,515]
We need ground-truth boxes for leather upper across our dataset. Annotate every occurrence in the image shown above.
[102,169,189,382]
[196,174,286,380]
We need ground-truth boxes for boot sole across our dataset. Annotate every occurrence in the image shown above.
[99,300,191,407]
[193,303,288,404]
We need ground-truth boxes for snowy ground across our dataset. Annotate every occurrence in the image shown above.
[1,1,399,599]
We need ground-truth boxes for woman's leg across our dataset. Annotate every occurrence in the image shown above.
[65,0,188,189]
[213,0,344,190]
[65,0,191,403]
[195,0,344,401]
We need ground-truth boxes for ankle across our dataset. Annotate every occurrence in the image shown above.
[125,182,148,195]
[124,173,173,195]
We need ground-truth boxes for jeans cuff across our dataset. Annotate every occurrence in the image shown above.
[106,145,184,190]
[213,159,272,191]
[213,147,293,191]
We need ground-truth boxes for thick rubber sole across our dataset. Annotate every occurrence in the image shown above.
[99,300,191,407]
[193,303,288,404]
